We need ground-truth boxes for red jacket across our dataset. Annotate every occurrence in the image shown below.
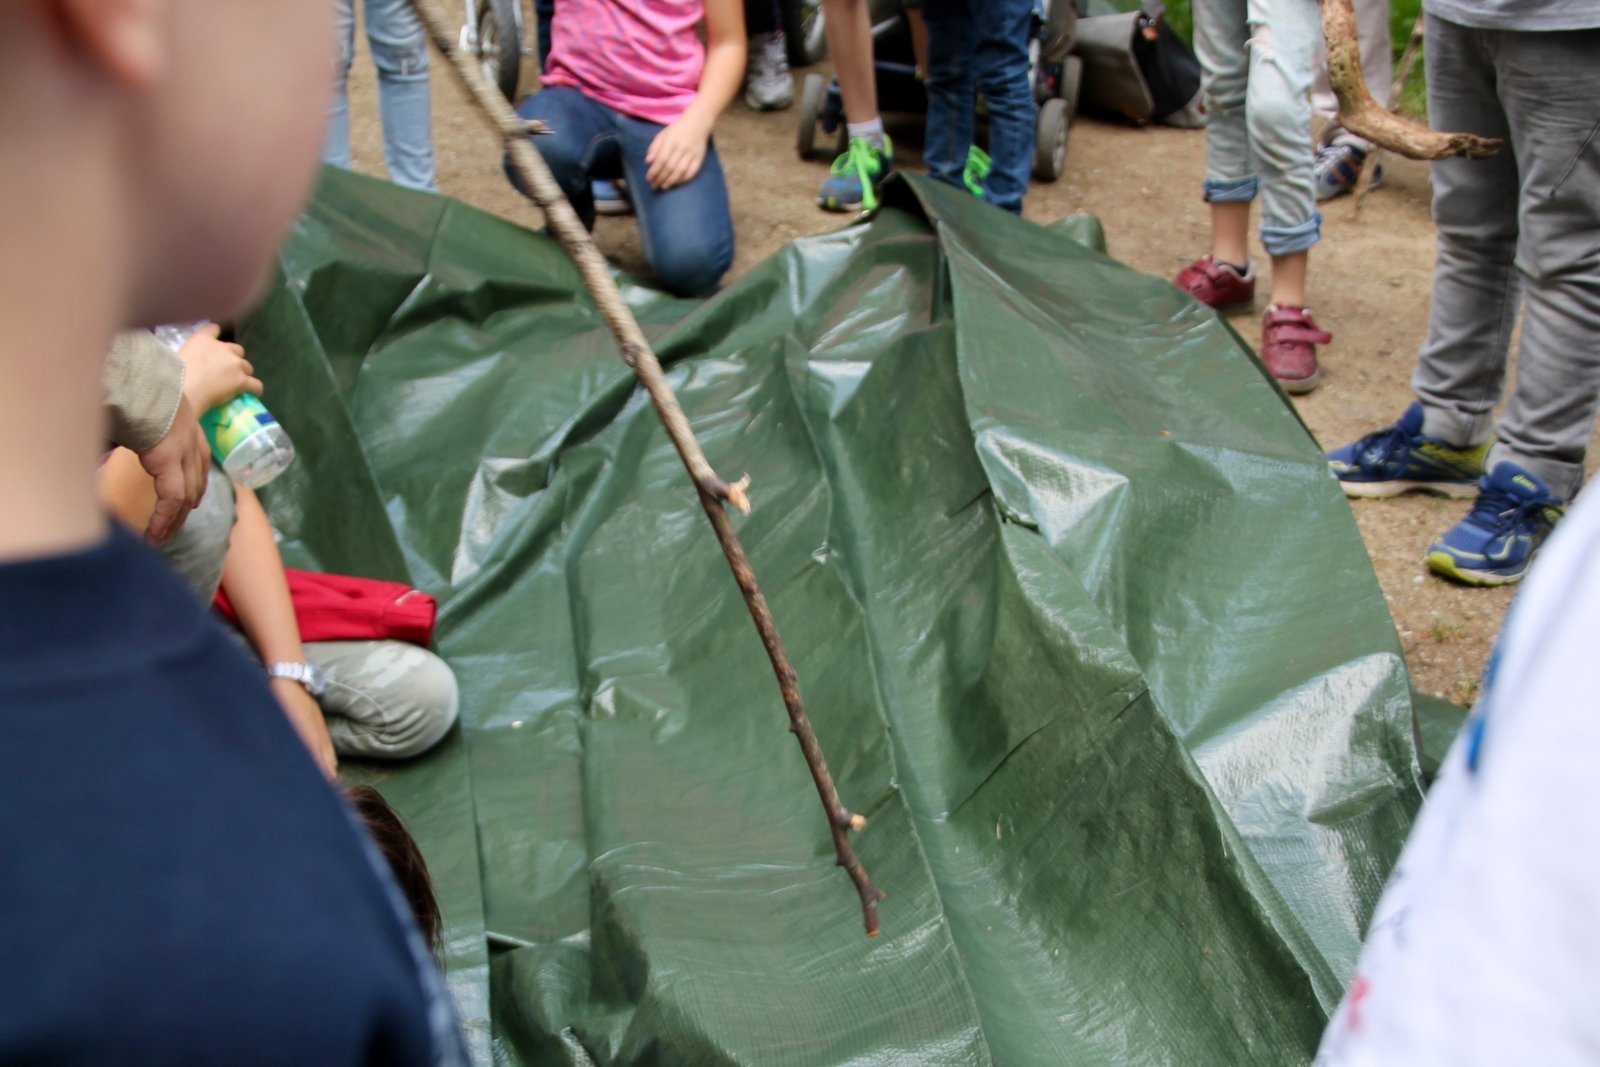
[214,569,437,646]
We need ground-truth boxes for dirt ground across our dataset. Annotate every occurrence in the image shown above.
[340,46,1598,708]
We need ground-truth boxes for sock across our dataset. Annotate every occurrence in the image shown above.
[847,118,886,150]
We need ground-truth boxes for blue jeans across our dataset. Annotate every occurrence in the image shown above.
[507,88,735,298]
[536,0,554,68]
[921,0,1037,213]
[1194,0,1321,255]
[325,0,437,193]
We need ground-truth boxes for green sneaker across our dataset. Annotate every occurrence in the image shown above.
[962,145,991,198]
[817,136,893,213]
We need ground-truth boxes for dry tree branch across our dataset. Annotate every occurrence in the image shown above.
[405,0,885,936]
[1321,0,1501,161]
[1351,11,1425,214]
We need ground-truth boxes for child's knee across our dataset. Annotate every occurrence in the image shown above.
[366,25,430,79]
[651,238,734,298]
[322,644,460,760]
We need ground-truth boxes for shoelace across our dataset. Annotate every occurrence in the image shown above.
[963,146,992,196]
[1464,483,1548,535]
[831,138,887,212]
[1353,423,1412,467]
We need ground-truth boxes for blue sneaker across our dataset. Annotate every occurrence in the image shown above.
[817,136,893,213]
[1426,462,1566,586]
[593,178,631,216]
[1314,143,1384,201]
[1326,403,1490,499]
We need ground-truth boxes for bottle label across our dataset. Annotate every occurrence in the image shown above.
[202,396,279,466]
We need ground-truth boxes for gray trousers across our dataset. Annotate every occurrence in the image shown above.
[164,474,458,760]
[1195,0,1324,255]
[1413,15,1600,500]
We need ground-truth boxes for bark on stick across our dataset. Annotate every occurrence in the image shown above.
[1321,0,1501,160]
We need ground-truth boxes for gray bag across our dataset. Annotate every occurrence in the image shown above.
[1074,0,1205,127]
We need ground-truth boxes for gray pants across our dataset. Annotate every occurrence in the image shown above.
[1413,15,1600,500]
[1195,0,1324,255]
[1312,0,1392,152]
[164,474,458,760]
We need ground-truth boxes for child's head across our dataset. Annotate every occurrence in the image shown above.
[0,0,334,327]
[345,785,445,959]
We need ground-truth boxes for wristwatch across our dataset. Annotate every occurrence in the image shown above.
[266,661,327,698]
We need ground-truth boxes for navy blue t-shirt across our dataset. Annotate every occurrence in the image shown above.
[0,527,464,1065]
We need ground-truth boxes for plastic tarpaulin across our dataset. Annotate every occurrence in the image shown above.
[241,167,1428,1065]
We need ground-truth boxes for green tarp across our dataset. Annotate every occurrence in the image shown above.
[242,167,1429,1065]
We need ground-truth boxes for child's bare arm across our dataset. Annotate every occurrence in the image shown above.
[644,0,746,189]
[223,484,339,779]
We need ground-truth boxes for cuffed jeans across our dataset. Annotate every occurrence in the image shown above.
[922,0,1037,214]
[1196,0,1322,256]
[507,87,735,298]
[1412,15,1600,500]
[325,0,437,193]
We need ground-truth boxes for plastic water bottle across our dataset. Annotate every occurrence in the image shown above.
[153,322,296,489]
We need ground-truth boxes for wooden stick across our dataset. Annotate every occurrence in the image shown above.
[1321,0,1500,161]
[406,0,885,936]
[1352,11,1427,214]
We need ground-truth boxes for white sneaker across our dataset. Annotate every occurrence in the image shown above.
[744,32,793,111]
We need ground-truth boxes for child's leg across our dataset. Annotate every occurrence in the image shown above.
[322,0,358,170]
[1193,0,1257,256]
[823,0,880,128]
[308,640,460,760]
[1211,202,1251,268]
[364,0,436,193]
[921,0,977,193]
[971,0,1036,213]
[98,451,237,601]
[1243,0,1322,291]
[505,87,617,228]
[618,119,736,297]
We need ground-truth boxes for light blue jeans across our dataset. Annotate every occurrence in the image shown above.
[325,0,437,193]
[1195,0,1322,256]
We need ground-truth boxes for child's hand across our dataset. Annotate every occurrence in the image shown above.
[178,323,263,413]
[645,115,712,190]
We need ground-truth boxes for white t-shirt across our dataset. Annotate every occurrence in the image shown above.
[1315,488,1600,1065]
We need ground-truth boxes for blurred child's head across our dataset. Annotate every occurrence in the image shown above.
[0,0,334,326]
[345,785,445,960]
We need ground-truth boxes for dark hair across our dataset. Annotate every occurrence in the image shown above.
[344,785,444,960]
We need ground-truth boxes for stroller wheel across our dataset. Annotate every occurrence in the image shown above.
[797,73,826,160]
[1034,97,1070,181]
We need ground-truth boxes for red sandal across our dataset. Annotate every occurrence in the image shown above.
[1174,255,1256,310]
[1261,304,1331,395]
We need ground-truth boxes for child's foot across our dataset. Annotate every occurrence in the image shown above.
[745,31,794,111]
[593,178,631,216]
[962,146,991,198]
[1174,255,1256,310]
[1260,304,1329,394]
[1326,403,1490,498]
[1314,143,1384,201]
[1426,462,1566,586]
[817,136,893,213]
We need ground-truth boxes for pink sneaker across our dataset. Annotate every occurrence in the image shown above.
[1261,304,1331,394]
[1174,255,1257,310]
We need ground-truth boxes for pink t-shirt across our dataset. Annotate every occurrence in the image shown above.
[542,0,705,126]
